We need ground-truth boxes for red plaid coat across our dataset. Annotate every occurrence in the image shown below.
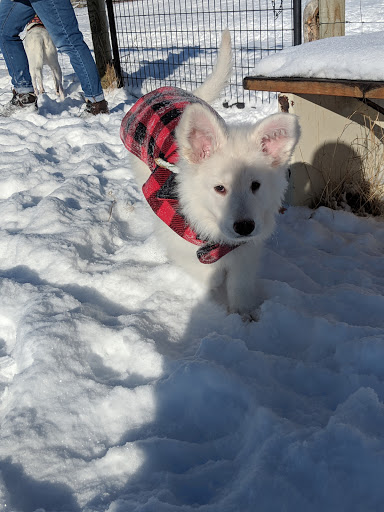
[120,86,239,264]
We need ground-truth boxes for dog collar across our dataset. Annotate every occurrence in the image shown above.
[26,15,45,31]
[120,87,240,264]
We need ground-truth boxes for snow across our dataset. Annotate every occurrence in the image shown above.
[250,31,384,81]
[0,5,384,512]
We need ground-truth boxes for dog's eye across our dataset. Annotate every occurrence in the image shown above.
[251,181,261,193]
[214,185,227,195]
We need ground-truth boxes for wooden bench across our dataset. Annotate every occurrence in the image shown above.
[243,76,384,206]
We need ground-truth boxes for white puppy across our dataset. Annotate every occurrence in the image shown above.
[24,24,65,100]
[121,30,300,319]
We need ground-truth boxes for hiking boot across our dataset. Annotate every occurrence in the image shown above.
[0,89,37,116]
[84,99,109,115]
[10,89,37,108]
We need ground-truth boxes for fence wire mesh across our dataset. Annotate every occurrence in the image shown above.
[345,0,384,34]
[108,0,297,107]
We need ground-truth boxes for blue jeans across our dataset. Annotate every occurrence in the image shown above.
[0,0,104,102]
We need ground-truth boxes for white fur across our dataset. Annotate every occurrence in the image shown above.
[24,26,65,100]
[131,30,300,319]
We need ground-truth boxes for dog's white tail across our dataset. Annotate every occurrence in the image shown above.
[193,29,232,104]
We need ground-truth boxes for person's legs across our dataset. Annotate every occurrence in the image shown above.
[0,0,35,93]
[30,0,104,102]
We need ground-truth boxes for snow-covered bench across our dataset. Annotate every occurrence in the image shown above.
[244,33,384,207]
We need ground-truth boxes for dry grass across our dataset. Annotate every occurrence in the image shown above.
[315,113,384,217]
[101,62,120,91]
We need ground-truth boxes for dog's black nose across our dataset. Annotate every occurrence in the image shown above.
[233,219,255,236]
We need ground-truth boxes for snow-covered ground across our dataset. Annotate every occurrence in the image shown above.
[0,5,384,512]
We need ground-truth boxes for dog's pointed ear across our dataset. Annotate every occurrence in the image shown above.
[176,103,227,164]
[254,113,300,168]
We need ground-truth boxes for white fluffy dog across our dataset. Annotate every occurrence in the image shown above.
[121,30,300,319]
[24,23,65,100]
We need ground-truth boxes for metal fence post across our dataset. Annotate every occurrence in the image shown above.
[293,0,302,45]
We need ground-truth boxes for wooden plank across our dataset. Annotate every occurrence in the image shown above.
[365,86,384,99]
[243,77,384,99]
[319,0,345,39]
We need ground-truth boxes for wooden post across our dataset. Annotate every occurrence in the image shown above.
[303,0,319,42]
[319,0,345,38]
[86,0,113,88]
